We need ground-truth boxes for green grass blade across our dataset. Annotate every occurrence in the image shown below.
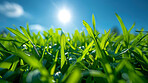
[83,18,114,82]
[40,37,51,62]
[77,40,94,61]
[115,13,128,35]
[15,50,42,68]
[130,33,148,48]
[83,20,102,59]
[49,50,59,75]
[61,62,76,82]
[6,27,28,41]
[66,68,81,83]
[0,62,12,69]
[115,13,129,43]
[100,29,110,49]
[128,22,135,33]
[67,41,76,50]
[92,14,97,34]
[0,38,23,43]
[0,43,8,51]
[115,43,121,54]
[26,23,31,37]
[11,49,50,81]
[83,20,95,39]
[115,60,126,73]
[20,26,32,41]
[10,60,19,71]
[60,32,66,68]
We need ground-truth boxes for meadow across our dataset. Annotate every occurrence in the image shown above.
[0,13,148,83]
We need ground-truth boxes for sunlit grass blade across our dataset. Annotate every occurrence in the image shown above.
[11,49,51,82]
[77,40,94,61]
[15,50,42,68]
[115,13,128,34]
[20,26,32,42]
[92,14,97,34]
[26,23,31,37]
[128,22,135,33]
[92,14,96,29]
[83,20,95,39]
[115,43,121,54]
[6,27,28,41]
[66,68,81,83]
[0,38,23,43]
[40,37,51,62]
[115,13,129,43]
[60,31,66,68]
[49,50,59,75]
[67,41,76,50]
[100,29,110,49]
[83,20,102,59]
[83,19,114,82]
[10,60,19,71]
[38,32,45,46]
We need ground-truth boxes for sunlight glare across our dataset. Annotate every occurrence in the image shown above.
[58,9,71,24]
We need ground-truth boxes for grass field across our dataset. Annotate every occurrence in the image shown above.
[0,14,148,83]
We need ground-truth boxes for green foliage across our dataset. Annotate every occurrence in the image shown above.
[0,13,148,83]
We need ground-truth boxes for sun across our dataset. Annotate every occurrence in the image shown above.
[58,9,71,24]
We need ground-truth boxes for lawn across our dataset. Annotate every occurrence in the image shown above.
[0,14,148,83]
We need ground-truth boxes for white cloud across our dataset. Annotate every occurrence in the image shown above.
[30,24,45,32]
[0,2,24,18]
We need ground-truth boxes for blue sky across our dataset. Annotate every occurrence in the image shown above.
[0,0,148,34]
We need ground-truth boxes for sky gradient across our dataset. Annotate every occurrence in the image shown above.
[0,0,148,34]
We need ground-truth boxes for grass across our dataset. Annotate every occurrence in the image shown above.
[0,13,148,83]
